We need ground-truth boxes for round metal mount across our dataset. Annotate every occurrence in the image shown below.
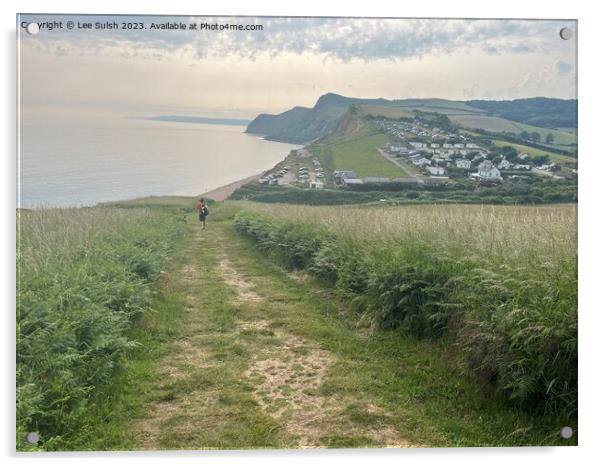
[26,431,40,444]
[26,22,40,35]
[559,27,573,40]
[560,426,573,439]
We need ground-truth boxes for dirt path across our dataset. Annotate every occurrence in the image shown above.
[378,149,424,184]
[130,213,414,450]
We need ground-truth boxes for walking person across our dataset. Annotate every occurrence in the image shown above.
[195,197,209,229]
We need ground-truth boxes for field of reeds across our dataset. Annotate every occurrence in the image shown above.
[232,202,577,418]
[16,206,185,450]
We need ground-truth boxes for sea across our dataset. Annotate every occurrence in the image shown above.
[18,114,300,207]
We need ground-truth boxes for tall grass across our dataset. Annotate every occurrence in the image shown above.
[232,202,577,418]
[16,206,184,450]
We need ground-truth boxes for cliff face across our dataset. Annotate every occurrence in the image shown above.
[245,106,310,138]
[331,105,364,137]
[245,93,392,144]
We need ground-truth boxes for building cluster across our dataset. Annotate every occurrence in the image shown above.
[376,119,454,140]
[376,117,551,183]
[259,116,568,191]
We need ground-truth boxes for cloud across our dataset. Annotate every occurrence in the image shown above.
[555,60,572,75]
[18,15,575,64]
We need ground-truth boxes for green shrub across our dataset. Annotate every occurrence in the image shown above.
[16,207,184,450]
[233,203,577,418]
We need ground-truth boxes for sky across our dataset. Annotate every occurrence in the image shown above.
[18,15,577,119]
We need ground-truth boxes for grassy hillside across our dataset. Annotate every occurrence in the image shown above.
[451,114,525,133]
[489,140,576,164]
[310,124,403,178]
[466,98,577,130]
[384,99,486,115]
[356,105,416,119]
[451,115,577,148]
[233,202,577,419]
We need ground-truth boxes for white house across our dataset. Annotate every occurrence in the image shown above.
[430,143,440,148]
[342,178,364,186]
[409,142,427,149]
[443,143,453,149]
[389,144,409,154]
[334,170,358,181]
[413,157,432,167]
[473,160,502,180]
[498,159,512,169]
[310,180,324,189]
[426,166,446,176]
[454,143,465,148]
[456,159,471,169]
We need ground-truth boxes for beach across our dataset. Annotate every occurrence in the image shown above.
[200,174,260,201]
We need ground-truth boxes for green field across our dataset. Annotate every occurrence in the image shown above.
[451,114,523,132]
[557,127,577,134]
[358,105,416,119]
[450,114,577,148]
[387,99,487,115]
[512,121,577,148]
[395,157,423,176]
[490,139,576,164]
[315,125,404,178]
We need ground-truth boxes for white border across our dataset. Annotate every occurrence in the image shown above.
[2,1,600,465]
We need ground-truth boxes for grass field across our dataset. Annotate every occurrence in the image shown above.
[394,157,423,176]
[490,139,576,164]
[450,115,577,148]
[314,125,404,178]
[450,114,522,132]
[388,99,487,115]
[357,105,416,119]
[512,121,577,148]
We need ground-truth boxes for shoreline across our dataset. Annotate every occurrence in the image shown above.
[19,173,263,209]
[201,145,299,201]
[201,174,260,201]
